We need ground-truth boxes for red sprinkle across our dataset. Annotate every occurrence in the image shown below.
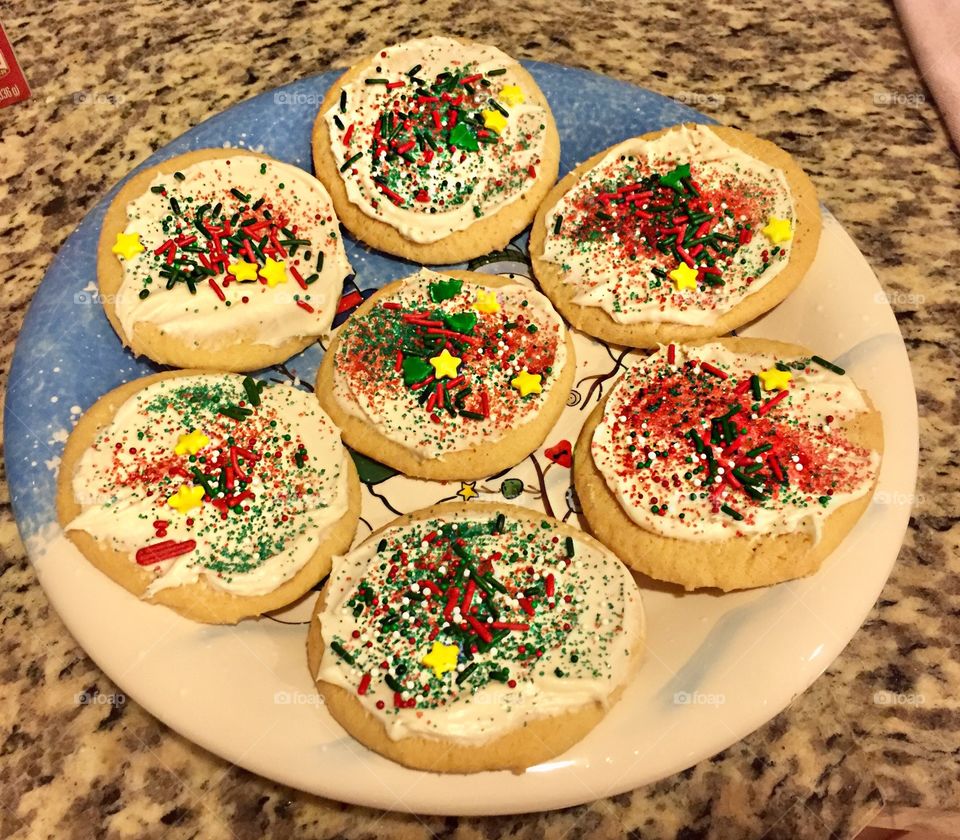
[699,362,728,380]
[290,265,308,290]
[135,539,196,566]
[758,389,790,415]
[466,615,493,643]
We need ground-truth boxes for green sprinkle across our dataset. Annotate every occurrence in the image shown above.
[564,536,575,557]
[340,152,363,172]
[218,404,253,421]
[720,504,744,521]
[456,663,477,685]
[811,355,845,375]
[365,78,389,85]
[242,376,263,407]
[330,641,354,664]
[553,215,563,235]
[687,429,705,454]
[173,171,185,181]
[339,89,347,112]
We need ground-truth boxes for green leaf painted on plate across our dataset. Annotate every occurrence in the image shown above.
[349,450,399,485]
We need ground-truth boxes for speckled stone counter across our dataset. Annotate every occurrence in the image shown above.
[1,1,957,838]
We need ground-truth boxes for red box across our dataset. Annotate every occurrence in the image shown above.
[0,21,30,108]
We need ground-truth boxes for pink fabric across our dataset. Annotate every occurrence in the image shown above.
[895,0,960,148]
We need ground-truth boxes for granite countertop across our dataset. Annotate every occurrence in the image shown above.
[1,0,957,837]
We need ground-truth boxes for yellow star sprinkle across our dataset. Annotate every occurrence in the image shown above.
[429,348,462,380]
[421,641,459,679]
[481,109,508,133]
[511,369,543,397]
[168,484,205,514]
[174,429,209,456]
[761,217,793,245]
[457,481,478,501]
[499,84,525,106]
[259,257,287,287]
[472,289,500,313]
[111,231,144,260]
[669,262,699,291]
[758,367,793,391]
[227,260,259,282]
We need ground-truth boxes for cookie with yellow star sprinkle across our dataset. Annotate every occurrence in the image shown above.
[307,502,645,773]
[316,269,575,480]
[573,337,883,592]
[98,148,353,371]
[311,36,560,264]
[56,370,361,623]
[529,123,822,347]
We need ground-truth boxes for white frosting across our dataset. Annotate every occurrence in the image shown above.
[331,269,568,458]
[592,343,880,541]
[326,37,549,242]
[66,375,349,597]
[541,125,797,326]
[114,155,352,348]
[315,510,644,745]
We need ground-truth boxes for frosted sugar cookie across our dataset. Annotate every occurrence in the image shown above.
[316,269,574,480]
[98,148,353,370]
[312,36,560,263]
[57,371,360,623]
[574,338,882,591]
[530,124,821,347]
[307,502,645,773]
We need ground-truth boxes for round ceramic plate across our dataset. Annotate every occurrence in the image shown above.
[5,63,918,816]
